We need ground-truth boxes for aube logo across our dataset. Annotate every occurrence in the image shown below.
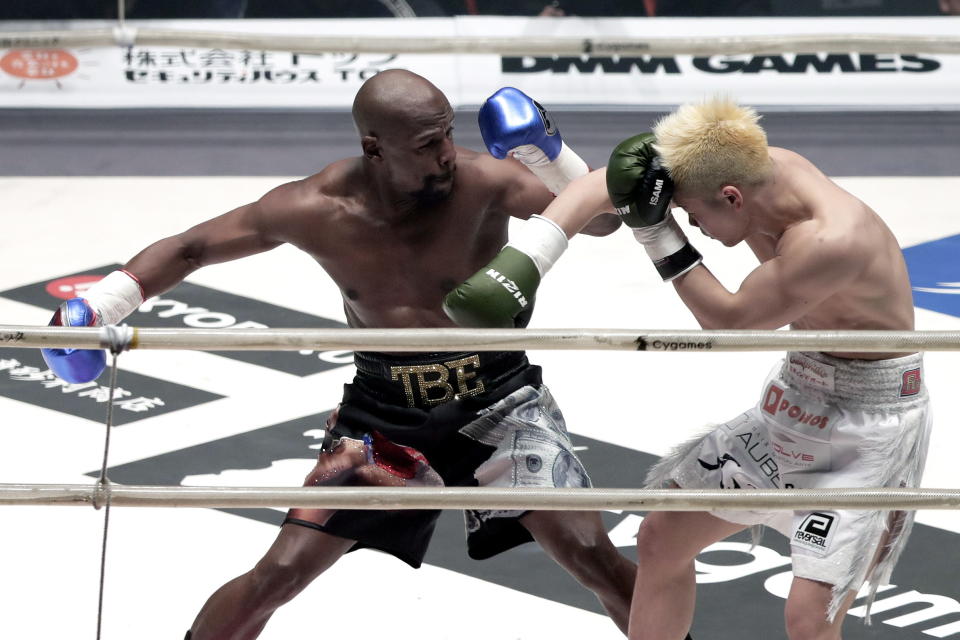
[904,235,960,319]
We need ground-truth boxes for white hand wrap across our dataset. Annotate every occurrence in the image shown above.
[632,214,703,281]
[632,214,688,261]
[511,142,589,195]
[83,270,145,325]
[506,215,569,277]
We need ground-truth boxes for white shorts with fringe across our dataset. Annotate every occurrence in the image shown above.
[645,351,932,620]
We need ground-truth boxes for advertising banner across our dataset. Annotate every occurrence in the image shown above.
[0,16,957,109]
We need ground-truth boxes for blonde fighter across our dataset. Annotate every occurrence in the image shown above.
[445,97,932,640]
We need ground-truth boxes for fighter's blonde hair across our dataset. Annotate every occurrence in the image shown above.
[652,96,772,197]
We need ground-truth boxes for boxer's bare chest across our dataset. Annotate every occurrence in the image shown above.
[299,190,509,328]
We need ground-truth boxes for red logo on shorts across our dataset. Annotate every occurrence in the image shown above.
[900,368,922,397]
[762,384,830,429]
[45,275,103,300]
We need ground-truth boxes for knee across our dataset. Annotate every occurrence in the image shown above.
[541,525,624,586]
[568,540,628,589]
[635,515,677,567]
[784,599,836,640]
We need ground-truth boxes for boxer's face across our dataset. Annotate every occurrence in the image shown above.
[675,187,748,247]
[382,98,457,204]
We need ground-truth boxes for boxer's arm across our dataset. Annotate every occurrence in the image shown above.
[490,156,619,238]
[536,168,615,238]
[125,180,304,298]
[42,179,322,383]
[672,230,859,329]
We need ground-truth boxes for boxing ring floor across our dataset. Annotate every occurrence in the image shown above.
[1,110,959,639]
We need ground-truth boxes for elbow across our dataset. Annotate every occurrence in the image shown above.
[578,212,622,237]
[172,235,207,271]
[690,306,744,331]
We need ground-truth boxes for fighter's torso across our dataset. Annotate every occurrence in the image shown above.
[750,151,914,359]
[287,153,515,328]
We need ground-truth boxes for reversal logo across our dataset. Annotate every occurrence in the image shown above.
[794,512,837,555]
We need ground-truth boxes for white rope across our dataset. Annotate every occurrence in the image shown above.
[2,325,960,353]
[2,484,959,511]
[0,29,958,56]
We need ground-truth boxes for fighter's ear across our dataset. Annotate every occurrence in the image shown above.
[361,135,382,161]
[720,186,743,209]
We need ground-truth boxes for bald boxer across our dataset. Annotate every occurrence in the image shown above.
[40,71,637,640]
[447,96,932,640]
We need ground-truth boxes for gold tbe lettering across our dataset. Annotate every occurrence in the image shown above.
[390,364,454,407]
[444,355,485,399]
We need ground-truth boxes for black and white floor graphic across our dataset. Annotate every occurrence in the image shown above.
[1,176,959,638]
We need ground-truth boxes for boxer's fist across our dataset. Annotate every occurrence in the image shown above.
[41,297,106,384]
[443,247,541,329]
[606,133,673,228]
[444,215,567,328]
[478,88,588,194]
[607,133,702,281]
[479,87,561,163]
[41,269,144,383]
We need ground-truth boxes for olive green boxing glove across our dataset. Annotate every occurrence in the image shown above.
[443,215,568,328]
[607,133,702,281]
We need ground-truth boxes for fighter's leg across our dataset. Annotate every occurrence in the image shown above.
[521,510,636,635]
[783,508,906,640]
[783,578,857,640]
[630,511,745,640]
[188,524,355,640]
[189,434,438,640]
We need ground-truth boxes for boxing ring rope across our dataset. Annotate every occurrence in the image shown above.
[5,325,960,353]
[3,485,960,512]
[5,325,954,638]
[2,322,957,515]
[1,27,959,56]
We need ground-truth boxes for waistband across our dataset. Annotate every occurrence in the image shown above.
[781,351,925,410]
[352,350,529,409]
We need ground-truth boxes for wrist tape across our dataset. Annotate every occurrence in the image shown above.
[84,269,145,325]
[632,215,703,281]
[506,215,569,277]
[511,142,589,195]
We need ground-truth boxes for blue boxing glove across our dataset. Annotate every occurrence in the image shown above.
[42,297,106,384]
[479,87,588,194]
[41,269,144,384]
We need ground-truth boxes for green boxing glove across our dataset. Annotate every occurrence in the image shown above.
[607,133,702,281]
[443,215,568,328]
